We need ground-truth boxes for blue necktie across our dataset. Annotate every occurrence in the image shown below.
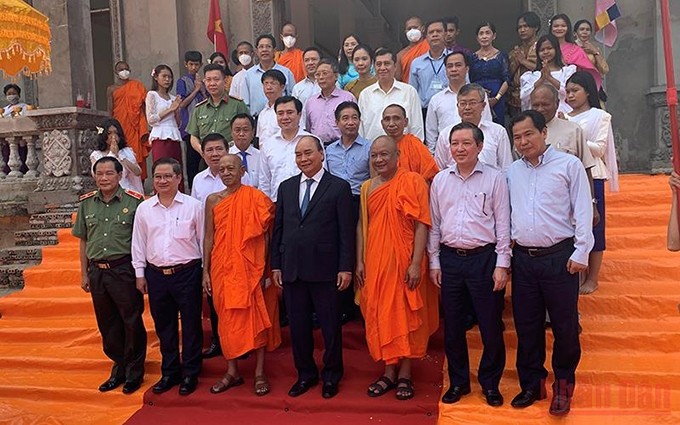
[239,151,248,172]
[301,179,313,216]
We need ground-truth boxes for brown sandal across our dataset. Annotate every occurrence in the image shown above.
[210,373,244,394]
[254,375,270,396]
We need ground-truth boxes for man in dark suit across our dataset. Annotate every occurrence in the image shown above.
[271,135,355,400]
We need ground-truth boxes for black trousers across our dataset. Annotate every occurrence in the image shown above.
[283,279,343,384]
[206,295,221,347]
[511,243,581,396]
[88,261,147,382]
[146,262,203,378]
[183,134,202,191]
[440,246,505,391]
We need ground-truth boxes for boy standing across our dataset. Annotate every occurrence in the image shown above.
[177,51,207,189]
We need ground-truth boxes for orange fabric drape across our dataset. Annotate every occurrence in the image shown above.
[210,186,281,359]
[276,48,305,83]
[359,170,439,365]
[397,133,439,182]
[400,40,429,83]
[112,81,150,176]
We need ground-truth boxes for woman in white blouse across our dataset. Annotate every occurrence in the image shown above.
[566,71,619,295]
[146,64,184,189]
[520,34,576,113]
[90,118,144,193]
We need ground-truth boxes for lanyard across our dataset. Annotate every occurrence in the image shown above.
[429,57,445,76]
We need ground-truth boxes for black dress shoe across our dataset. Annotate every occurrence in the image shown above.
[98,377,124,392]
[202,342,222,359]
[122,379,142,394]
[152,375,181,394]
[482,389,504,407]
[441,385,471,404]
[322,382,339,399]
[179,376,198,396]
[288,378,319,397]
[549,394,571,416]
[511,389,546,408]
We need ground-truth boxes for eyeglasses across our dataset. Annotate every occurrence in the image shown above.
[457,100,482,108]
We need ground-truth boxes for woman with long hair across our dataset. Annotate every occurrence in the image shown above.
[345,44,377,99]
[469,22,510,125]
[565,71,619,295]
[209,51,234,93]
[550,14,602,91]
[90,118,144,193]
[338,34,360,89]
[519,34,576,113]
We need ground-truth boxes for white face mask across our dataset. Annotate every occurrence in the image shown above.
[282,35,296,49]
[238,54,253,66]
[406,28,422,43]
[117,69,130,80]
[6,95,19,104]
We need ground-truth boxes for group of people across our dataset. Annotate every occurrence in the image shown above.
[75,11,621,418]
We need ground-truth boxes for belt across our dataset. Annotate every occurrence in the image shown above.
[514,238,574,257]
[441,243,495,257]
[90,255,131,270]
[148,259,201,276]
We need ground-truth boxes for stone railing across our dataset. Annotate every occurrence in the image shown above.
[0,107,108,216]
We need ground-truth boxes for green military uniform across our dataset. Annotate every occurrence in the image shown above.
[186,94,249,141]
[72,185,147,385]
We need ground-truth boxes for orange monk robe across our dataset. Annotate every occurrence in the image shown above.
[210,185,281,359]
[112,80,150,175]
[359,170,439,365]
[276,48,305,83]
[400,39,429,83]
[396,133,439,182]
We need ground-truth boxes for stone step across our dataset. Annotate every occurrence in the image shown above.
[0,263,39,288]
[29,212,74,230]
[0,246,42,265]
[44,203,79,214]
[14,229,59,247]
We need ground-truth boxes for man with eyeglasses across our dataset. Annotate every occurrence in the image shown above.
[434,83,512,172]
[132,158,205,396]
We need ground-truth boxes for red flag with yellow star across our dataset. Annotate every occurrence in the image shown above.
[207,0,228,56]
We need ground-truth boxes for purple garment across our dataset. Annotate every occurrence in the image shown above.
[469,51,510,125]
[177,74,206,137]
[304,88,356,144]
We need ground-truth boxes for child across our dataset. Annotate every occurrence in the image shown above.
[177,51,206,188]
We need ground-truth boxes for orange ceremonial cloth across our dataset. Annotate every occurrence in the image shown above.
[112,80,150,172]
[396,133,439,182]
[276,48,305,83]
[359,170,439,365]
[210,185,281,359]
[400,39,429,83]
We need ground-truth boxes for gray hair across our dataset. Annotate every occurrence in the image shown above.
[458,83,486,101]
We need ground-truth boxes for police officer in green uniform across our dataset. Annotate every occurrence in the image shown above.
[72,156,147,394]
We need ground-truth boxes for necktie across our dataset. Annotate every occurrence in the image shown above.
[300,179,313,216]
[239,151,248,172]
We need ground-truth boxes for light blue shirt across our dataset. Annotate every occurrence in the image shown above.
[243,63,296,115]
[409,51,449,108]
[338,63,359,89]
[326,135,372,195]
[507,145,594,265]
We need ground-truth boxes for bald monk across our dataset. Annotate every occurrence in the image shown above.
[381,104,439,182]
[356,136,439,401]
[396,17,429,83]
[275,23,305,83]
[203,154,281,396]
[107,61,150,179]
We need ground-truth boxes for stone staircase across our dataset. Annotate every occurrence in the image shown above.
[0,204,78,289]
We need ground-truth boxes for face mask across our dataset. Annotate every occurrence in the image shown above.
[6,95,18,104]
[117,69,130,80]
[238,54,253,66]
[282,36,296,49]
[406,28,422,43]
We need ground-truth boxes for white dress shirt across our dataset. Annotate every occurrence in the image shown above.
[292,77,320,105]
[229,68,248,100]
[435,120,513,172]
[132,192,204,277]
[519,65,576,113]
[507,146,594,265]
[425,87,493,151]
[256,102,280,145]
[191,168,226,204]
[229,144,261,188]
[258,128,313,201]
[358,79,424,142]
[299,168,325,207]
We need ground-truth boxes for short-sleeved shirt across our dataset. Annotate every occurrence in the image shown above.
[71,186,144,261]
[186,95,249,141]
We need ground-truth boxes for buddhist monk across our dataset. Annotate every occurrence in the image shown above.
[107,61,150,179]
[396,17,429,83]
[202,154,281,396]
[275,23,305,83]
[381,104,439,182]
[356,136,439,401]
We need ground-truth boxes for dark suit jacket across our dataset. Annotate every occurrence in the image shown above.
[271,170,355,283]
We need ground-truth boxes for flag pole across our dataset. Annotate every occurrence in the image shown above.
[659,0,680,226]
[214,33,217,53]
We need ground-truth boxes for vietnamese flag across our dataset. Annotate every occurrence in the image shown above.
[207,0,229,56]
